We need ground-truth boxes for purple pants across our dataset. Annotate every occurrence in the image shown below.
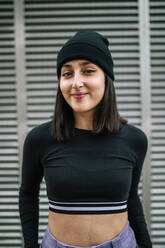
[41,221,137,248]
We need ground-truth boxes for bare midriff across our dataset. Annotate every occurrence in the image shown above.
[48,211,128,247]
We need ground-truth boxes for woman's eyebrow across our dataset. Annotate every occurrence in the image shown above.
[62,64,72,68]
[79,61,93,66]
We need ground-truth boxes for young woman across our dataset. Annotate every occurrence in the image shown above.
[19,31,152,248]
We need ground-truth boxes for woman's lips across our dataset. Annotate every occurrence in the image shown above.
[72,93,88,99]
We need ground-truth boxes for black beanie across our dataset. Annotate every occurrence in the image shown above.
[57,31,114,81]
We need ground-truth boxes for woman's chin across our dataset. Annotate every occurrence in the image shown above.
[72,108,91,114]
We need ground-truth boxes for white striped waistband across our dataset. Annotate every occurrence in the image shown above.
[48,200,127,213]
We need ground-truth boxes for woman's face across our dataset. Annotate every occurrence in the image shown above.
[60,59,105,117]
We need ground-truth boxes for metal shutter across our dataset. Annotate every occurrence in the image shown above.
[24,0,142,244]
[150,1,165,247]
[0,0,22,247]
[2,0,165,247]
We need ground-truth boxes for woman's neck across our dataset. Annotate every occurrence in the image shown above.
[74,112,93,130]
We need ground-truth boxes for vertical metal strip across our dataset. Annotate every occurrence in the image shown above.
[14,1,27,246]
[14,0,27,184]
[138,0,151,233]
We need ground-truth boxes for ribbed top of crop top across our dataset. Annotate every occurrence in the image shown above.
[19,121,152,248]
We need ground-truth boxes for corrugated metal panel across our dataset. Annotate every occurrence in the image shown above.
[24,0,141,244]
[0,0,22,247]
[150,0,165,247]
[4,0,165,247]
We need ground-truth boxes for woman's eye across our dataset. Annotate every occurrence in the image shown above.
[62,71,72,77]
[84,69,96,74]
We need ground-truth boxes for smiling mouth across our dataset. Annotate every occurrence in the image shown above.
[72,93,88,99]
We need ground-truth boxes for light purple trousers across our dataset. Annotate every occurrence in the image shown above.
[41,220,138,248]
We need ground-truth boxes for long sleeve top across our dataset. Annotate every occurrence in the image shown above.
[19,120,152,247]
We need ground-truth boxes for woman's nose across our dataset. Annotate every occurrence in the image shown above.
[72,74,84,88]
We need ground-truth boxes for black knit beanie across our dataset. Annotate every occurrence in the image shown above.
[57,31,114,81]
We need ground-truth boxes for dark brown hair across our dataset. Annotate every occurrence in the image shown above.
[51,75,128,141]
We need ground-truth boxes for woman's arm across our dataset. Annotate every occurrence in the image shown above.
[19,127,43,248]
[127,127,152,248]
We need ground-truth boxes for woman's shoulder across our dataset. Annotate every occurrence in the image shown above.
[121,122,148,149]
[32,120,51,132]
[122,122,146,136]
[25,120,52,144]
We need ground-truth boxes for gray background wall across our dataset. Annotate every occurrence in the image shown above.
[0,0,165,247]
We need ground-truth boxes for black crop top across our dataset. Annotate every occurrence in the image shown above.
[19,121,152,247]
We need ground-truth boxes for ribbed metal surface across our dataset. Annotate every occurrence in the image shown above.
[0,0,22,247]
[1,0,165,247]
[150,0,165,247]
